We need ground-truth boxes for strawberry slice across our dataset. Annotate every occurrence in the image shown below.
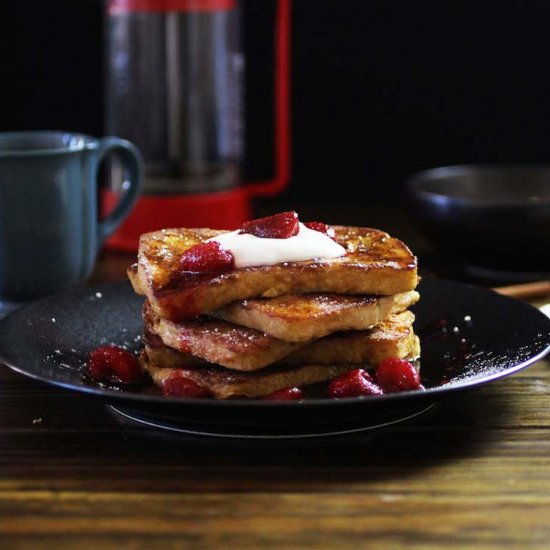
[304,221,336,240]
[87,346,142,384]
[179,241,234,274]
[240,211,299,239]
[327,368,384,398]
[375,358,423,393]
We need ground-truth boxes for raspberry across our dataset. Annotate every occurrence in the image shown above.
[375,358,422,393]
[304,221,336,240]
[327,368,384,398]
[263,387,304,401]
[240,211,299,239]
[161,375,212,398]
[179,241,234,274]
[87,346,142,384]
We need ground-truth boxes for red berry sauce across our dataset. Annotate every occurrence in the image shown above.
[304,221,336,240]
[161,375,212,398]
[86,346,143,384]
[263,387,304,401]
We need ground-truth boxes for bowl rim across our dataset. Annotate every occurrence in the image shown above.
[406,163,550,207]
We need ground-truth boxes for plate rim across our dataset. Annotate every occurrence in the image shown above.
[108,402,438,438]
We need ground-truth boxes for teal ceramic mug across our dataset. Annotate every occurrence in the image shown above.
[0,131,142,313]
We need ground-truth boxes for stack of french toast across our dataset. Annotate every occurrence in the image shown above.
[128,212,420,399]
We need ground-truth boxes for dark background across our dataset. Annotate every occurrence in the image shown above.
[2,0,550,205]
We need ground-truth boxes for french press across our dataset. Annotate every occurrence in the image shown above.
[103,0,291,250]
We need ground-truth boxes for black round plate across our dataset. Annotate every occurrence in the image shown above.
[0,278,549,437]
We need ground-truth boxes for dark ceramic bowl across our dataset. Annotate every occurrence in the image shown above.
[406,165,550,273]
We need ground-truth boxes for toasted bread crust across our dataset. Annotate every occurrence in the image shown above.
[131,225,417,321]
[144,301,306,371]
[280,311,420,366]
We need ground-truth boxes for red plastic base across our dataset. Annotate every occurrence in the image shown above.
[102,188,252,251]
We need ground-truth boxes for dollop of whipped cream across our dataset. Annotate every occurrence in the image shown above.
[208,223,346,269]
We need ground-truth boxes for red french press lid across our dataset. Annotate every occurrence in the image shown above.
[102,187,252,251]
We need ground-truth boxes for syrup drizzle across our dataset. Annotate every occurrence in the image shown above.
[416,314,475,387]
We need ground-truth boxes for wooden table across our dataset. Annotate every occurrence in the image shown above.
[1,207,550,549]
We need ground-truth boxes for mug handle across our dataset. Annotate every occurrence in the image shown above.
[95,137,143,247]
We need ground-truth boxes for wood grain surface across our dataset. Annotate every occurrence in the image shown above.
[1,233,550,549]
[2,359,550,549]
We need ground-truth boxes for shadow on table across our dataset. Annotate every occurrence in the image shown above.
[0,370,518,490]
[103,386,510,485]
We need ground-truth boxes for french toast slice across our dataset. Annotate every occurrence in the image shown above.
[129,225,417,322]
[144,301,305,371]
[144,308,419,371]
[279,310,420,366]
[141,356,355,400]
[212,290,419,342]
